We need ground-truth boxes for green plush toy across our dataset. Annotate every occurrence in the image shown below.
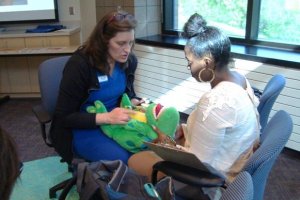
[86,94,180,153]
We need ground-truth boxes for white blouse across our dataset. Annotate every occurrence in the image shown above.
[182,80,260,180]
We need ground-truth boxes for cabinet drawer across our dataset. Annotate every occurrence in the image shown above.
[25,36,72,47]
[0,38,25,48]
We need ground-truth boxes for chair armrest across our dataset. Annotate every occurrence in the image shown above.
[152,161,225,187]
[32,104,52,124]
[252,86,263,99]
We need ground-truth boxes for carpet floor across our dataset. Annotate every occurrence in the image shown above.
[11,156,78,200]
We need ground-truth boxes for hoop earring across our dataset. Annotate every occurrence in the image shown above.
[198,68,215,83]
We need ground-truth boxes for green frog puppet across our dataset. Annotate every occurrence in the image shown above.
[86,94,180,153]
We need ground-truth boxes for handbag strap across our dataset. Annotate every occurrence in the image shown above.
[107,160,128,191]
[76,160,126,200]
[77,161,109,200]
[76,162,89,194]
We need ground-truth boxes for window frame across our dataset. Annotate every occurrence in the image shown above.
[162,0,300,52]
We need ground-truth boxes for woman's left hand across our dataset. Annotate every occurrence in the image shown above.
[131,98,145,106]
[152,126,176,146]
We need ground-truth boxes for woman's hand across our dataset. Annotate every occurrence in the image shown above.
[131,97,145,106]
[175,124,185,145]
[152,126,166,143]
[96,107,135,125]
[175,124,184,140]
[152,126,176,146]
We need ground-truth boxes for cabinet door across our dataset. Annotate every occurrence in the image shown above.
[6,38,25,48]
[25,37,46,48]
[25,36,72,47]
[0,57,11,93]
[0,39,6,48]
[27,56,54,92]
[69,32,80,45]
[6,57,31,93]
[0,38,25,48]
[46,36,71,47]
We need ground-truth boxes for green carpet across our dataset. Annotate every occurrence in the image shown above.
[11,156,79,200]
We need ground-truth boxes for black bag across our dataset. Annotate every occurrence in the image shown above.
[76,159,175,200]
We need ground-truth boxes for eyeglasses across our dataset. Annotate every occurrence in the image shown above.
[107,12,134,25]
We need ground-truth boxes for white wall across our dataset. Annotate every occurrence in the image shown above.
[95,0,161,38]
[133,44,300,152]
[57,0,81,25]
[59,0,162,43]
[79,0,97,43]
[58,0,97,44]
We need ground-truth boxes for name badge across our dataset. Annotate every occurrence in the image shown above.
[98,75,108,83]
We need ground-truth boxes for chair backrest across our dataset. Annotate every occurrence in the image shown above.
[220,171,253,200]
[38,56,70,117]
[243,110,293,200]
[258,74,286,132]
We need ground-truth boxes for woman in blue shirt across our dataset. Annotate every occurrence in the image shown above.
[50,9,143,164]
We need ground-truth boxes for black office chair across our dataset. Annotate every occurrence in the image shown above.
[152,110,293,200]
[32,56,76,199]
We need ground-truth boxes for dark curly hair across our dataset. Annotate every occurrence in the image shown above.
[0,127,19,200]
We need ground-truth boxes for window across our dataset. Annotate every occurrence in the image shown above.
[163,0,300,50]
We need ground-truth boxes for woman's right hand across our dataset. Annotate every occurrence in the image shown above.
[96,107,135,125]
[174,124,184,140]
[175,124,185,145]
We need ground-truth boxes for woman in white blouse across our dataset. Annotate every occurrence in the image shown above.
[128,13,260,199]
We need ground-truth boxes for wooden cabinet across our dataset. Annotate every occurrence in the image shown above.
[27,56,54,93]
[6,57,31,93]
[0,57,10,93]
[0,28,80,97]
[0,38,25,48]
[24,32,80,48]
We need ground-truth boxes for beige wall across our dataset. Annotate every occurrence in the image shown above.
[57,0,81,23]
[79,0,97,43]
[95,0,161,38]
[58,0,162,43]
